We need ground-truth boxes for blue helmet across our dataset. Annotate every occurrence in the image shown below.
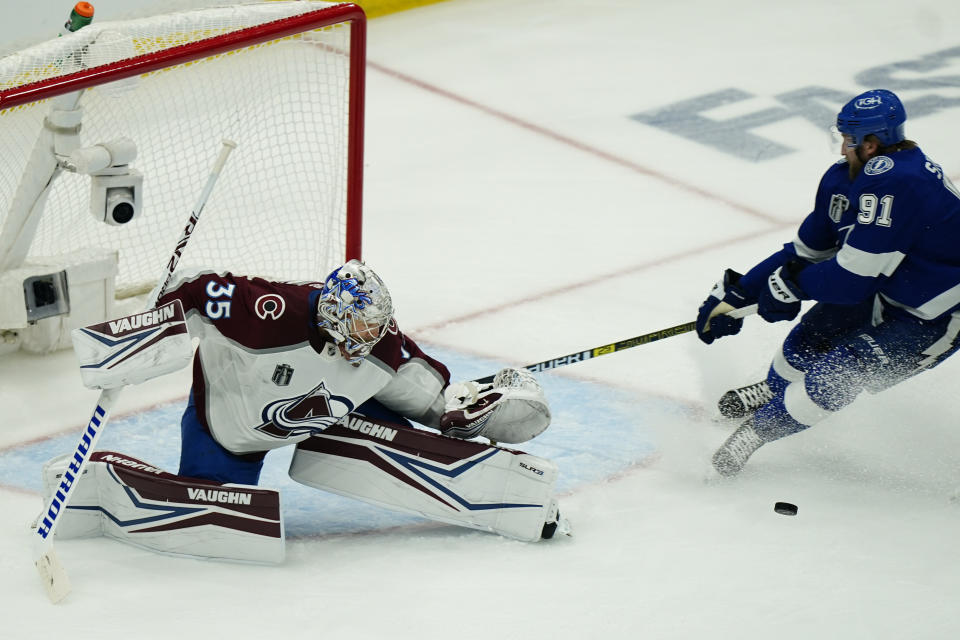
[835,89,906,147]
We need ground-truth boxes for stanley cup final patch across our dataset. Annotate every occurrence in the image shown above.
[272,364,294,386]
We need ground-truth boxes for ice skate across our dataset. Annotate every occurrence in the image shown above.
[717,380,773,419]
[541,499,572,539]
[712,419,765,476]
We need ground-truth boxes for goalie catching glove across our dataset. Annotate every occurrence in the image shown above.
[439,367,551,444]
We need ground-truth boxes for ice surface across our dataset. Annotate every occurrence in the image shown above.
[2,0,960,638]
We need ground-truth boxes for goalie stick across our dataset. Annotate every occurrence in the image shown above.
[473,303,757,384]
[32,139,237,603]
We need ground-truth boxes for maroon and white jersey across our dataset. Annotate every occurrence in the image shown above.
[158,271,451,454]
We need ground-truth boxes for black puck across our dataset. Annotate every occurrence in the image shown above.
[774,502,798,516]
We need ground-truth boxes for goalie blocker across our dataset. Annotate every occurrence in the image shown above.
[71,299,193,389]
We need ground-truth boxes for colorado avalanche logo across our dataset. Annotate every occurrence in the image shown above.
[384,317,399,336]
[255,294,285,320]
[255,381,355,439]
[864,155,894,176]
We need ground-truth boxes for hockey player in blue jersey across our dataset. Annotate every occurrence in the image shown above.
[695,88,960,476]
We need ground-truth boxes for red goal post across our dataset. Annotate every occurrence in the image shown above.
[0,2,366,352]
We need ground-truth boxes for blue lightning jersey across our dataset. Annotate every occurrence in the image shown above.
[744,147,960,321]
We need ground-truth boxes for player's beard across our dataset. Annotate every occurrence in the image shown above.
[847,148,868,181]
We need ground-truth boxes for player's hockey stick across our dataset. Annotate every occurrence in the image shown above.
[32,140,237,603]
[474,303,757,384]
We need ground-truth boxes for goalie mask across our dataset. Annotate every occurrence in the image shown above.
[316,260,394,363]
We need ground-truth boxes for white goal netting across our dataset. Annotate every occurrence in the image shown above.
[0,1,364,298]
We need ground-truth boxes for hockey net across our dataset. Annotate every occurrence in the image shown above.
[0,1,365,306]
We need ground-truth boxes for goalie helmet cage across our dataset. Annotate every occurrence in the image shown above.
[0,1,365,298]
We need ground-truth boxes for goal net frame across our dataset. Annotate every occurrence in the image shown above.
[0,2,367,353]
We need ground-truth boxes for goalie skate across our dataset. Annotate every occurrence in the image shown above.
[541,498,572,539]
[717,380,773,419]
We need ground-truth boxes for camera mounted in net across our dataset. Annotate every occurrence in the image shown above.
[65,137,143,226]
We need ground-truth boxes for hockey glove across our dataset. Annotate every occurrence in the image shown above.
[440,368,550,444]
[696,269,753,345]
[758,260,808,323]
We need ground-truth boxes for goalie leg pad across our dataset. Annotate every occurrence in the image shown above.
[40,454,103,539]
[39,451,284,563]
[290,415,561,542]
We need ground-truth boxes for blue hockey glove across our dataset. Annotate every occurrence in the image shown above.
[758,260,808,323]
[696,269,753,345]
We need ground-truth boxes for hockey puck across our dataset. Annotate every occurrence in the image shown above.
[774,502,798,516]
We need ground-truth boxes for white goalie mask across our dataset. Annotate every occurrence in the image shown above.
[316,259,394,363]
